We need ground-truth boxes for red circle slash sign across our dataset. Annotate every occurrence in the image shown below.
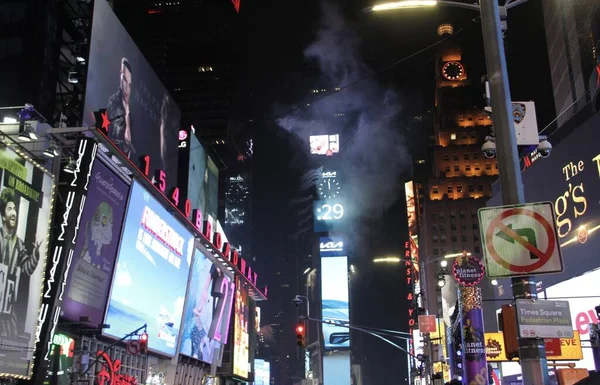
[485,208,556,273]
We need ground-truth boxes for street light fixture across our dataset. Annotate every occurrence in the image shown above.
[440,260,448,268]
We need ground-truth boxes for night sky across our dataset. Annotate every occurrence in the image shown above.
[229,0,554,383]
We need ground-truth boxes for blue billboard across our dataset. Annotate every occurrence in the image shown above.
[104,181,194,356]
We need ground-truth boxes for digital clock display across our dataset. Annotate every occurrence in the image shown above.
[314,199,346,233]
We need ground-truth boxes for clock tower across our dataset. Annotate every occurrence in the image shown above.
[417,25,500,376]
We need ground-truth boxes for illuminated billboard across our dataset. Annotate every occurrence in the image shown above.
[187,133,219,221]
[321,256,350,350]
[0,143,54,378]
[321,252,351,385]
[404,181,420,306]
[254,359,270,385]
[63,160,129,325]
[84,0,182,189]
[105,181,194,356]
[487,112,600,287]
[179,249,235,364]
[233,278,250,379]
[545,268,600,370]
[310,134,340,156]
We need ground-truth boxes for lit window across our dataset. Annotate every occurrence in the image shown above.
[451,133,457,140]
[417,159,425,164]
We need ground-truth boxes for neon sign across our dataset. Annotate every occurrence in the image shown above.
[96,351,138,385]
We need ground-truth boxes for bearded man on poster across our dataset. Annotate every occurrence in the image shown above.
[0,187,42,338]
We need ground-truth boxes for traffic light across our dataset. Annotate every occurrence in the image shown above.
[140,332,148,354]
[499,304,519,360]
[296,322,306,348]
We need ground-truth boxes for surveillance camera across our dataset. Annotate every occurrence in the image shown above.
[537,136,552,158]
[482,136,496,159]
[292,295,303,307]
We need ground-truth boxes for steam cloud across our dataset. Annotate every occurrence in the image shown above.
[277,2,411,221]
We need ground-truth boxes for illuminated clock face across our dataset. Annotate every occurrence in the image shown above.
[318,178,341,199]
[442,61,465,80]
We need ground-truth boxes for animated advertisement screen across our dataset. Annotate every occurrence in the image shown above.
[487,112,600,287]
[254,359,270,385]
[0,144,54,377]
[180,249,235,364]
[310,134,340,156]
[320,256,350,350]
[232,279,250,379]
[105,181,194,356]
[84,0,182,189]
[63,160,129,325]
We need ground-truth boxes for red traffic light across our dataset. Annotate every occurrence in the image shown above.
[140,332,148,341]
[296,325,304,334]
[296,322,306,348]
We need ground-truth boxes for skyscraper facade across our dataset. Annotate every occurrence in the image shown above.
[419,31,499,320]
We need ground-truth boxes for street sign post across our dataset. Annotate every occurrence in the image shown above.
[478,202,563,278]
[515,299,574,339]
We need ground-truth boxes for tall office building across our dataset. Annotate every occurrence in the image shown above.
[542,0,598,127]
[419,27,499,319]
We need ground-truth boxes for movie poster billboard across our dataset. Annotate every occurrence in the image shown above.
[62,160,129,325]
[179,249,235,364]
[104,181,194,356]
[232,279,249,379]
[84,0,181,189]
[0,144,54,377]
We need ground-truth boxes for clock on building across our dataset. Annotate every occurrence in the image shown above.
[318,171,341,199]
[442,61,465,80]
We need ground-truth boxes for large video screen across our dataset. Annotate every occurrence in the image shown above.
[84,0,181,188]
[487,112,600,287]
[320,256,350,350]
[63,160,129,325]
[232,279,250,379]
[180,249,235,364]
[310,134,340,155]
[0,144,54,377]
[189,134,219,220]
[254,359,270,385]
[105,181,194,356]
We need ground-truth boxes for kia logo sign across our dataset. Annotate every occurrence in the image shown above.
[319,238,345,256]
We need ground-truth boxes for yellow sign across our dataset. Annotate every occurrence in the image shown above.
[484,331,583,362]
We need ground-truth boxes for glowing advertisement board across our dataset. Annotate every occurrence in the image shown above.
[233,278,250,379]
[487,112,600,287]
[254,359,270,385]
[310,134,340,156]
[63,160,129,325]
[321,256,350,350]
[0,143,54,378]
[84,0,181,189]
[180,249,235,364]
[105,181,194,356]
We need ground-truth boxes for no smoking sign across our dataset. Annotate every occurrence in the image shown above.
[478,202,564,278]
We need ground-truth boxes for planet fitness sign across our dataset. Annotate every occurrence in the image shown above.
[453,253,485,287]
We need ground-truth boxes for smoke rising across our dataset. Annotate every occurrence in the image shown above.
[277,2,411,221]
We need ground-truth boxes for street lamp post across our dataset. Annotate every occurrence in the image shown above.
[364,1,550,383]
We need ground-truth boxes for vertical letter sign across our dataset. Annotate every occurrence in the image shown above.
[32,137,98,383]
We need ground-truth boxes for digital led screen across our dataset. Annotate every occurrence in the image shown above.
[188,134,219,221]
[254,359,270,385]
[313,198,346,233]
[404,181,420,305]
[233,278,250,379]
[105,181,194,356]
[84,0,181,188]
[320,256,350,350]
[310,134,340,155]
[180,249,235,364]
[487,112,600,287]
[0,144,54,377]
[63,160,129,325]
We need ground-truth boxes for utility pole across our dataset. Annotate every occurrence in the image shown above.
[478,1,549,384]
